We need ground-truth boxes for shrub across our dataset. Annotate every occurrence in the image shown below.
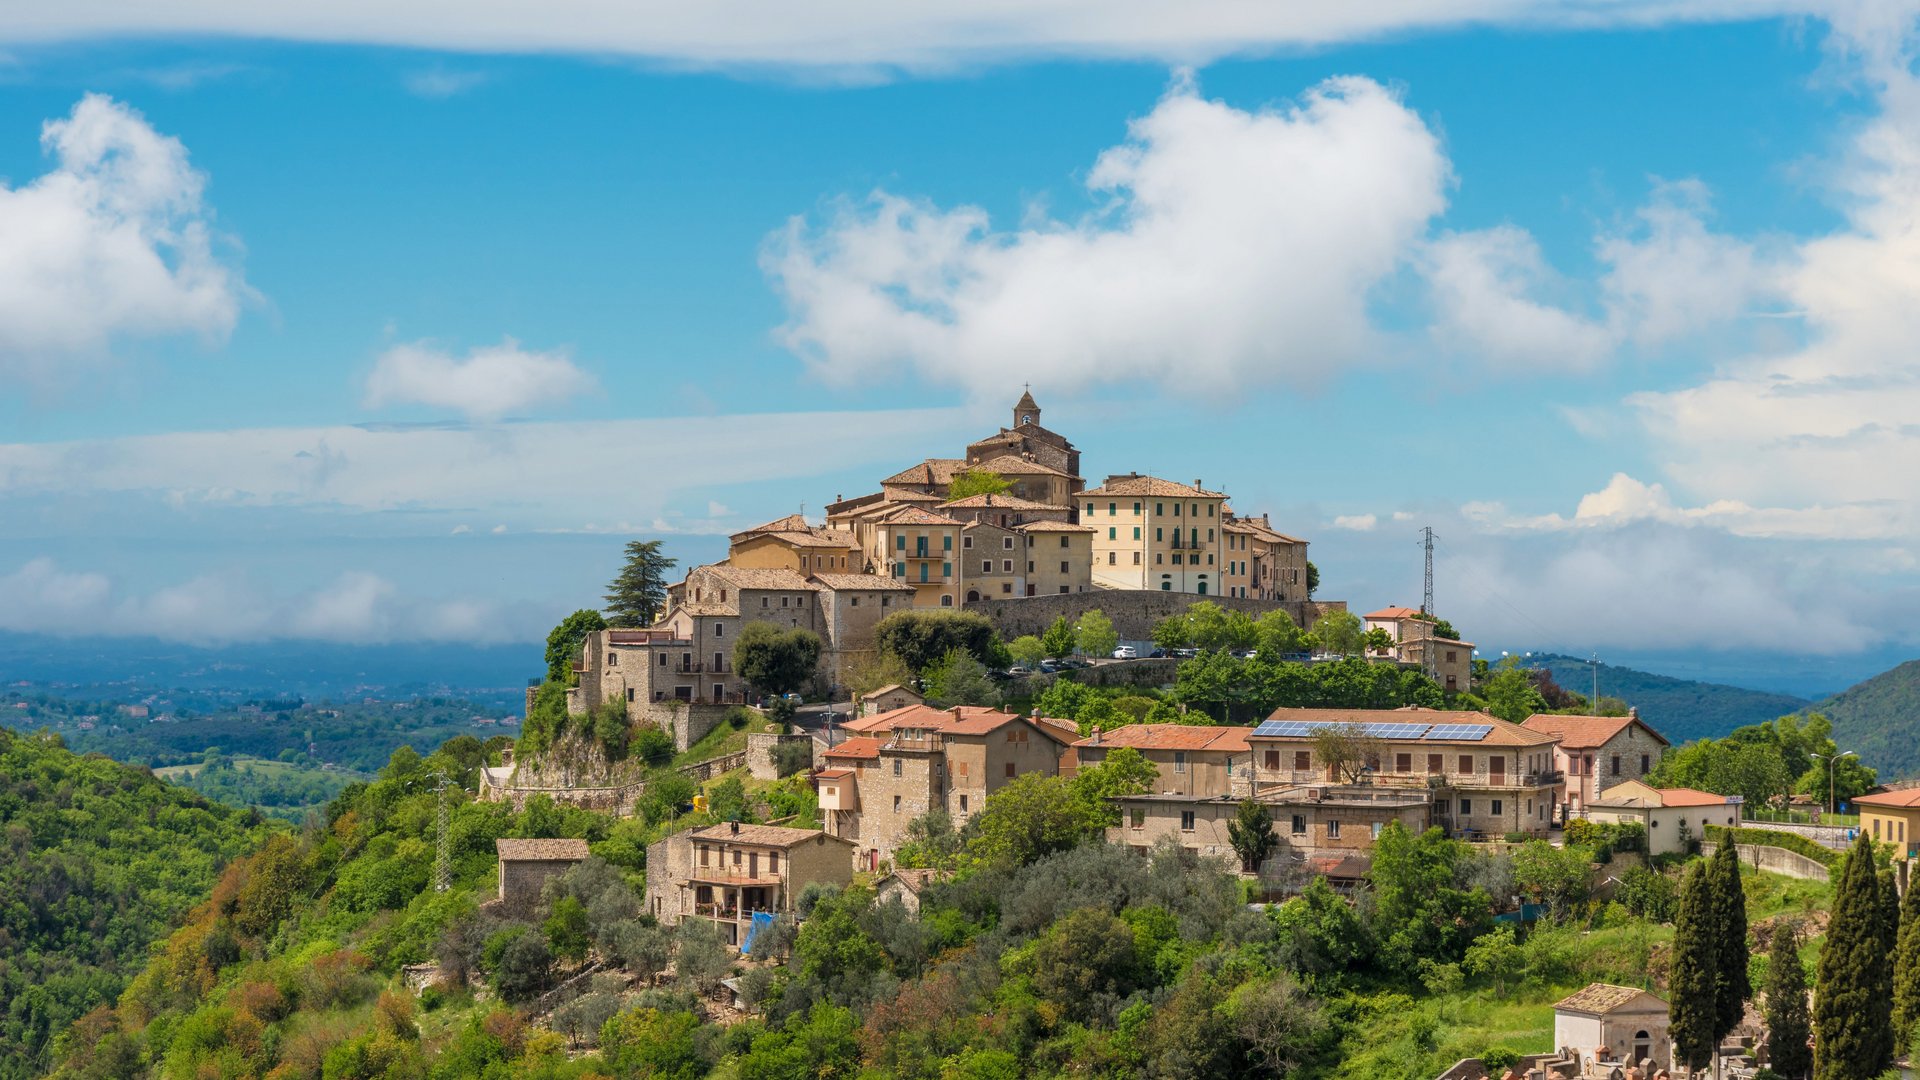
[1703,825,1841,869]
[1483,1046,1521,1072]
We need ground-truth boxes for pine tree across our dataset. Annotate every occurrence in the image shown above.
[604,539,676,628]
[1711,841,1753,1044]
[1765,922,1812,1080]
[1814,835,1896,1080]
[1894,874,1920,1057]
[1670,860,1719,1074]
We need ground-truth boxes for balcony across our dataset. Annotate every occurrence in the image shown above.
[693,902,782,920]
[670,660,732,674]
[690,868,786,887]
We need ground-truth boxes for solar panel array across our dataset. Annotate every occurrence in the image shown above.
[1250,719,1495,742]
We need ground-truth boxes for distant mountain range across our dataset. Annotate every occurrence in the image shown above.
[1525,652,1811,745]
[1811,659,1920,782]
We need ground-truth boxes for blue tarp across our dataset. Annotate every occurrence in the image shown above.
[1494,903,1548,924]
[743,910,776,952]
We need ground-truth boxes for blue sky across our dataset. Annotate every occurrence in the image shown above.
[4,4,1920,689]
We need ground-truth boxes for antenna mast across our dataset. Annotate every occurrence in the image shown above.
[1420,526,1436,616]
[434,772,452,893]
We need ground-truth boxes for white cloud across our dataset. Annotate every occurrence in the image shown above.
[0,558,509,645]
[1467,473,1912,541]
[363,338,598,421]
[404,69,488,98]
[0,2,1817,69]
[1423,225,1614,370]
[765,75,1450,395]
[1332,513,1378,531]
[0,407,976,527]
[0,94,247,387]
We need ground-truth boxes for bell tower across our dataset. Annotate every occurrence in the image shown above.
[1014,385,1040,429]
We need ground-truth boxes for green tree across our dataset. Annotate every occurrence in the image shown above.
[1253,609,1309,656]
[946,469,1011,499]
[1462,925,1525,996]
[1510,840,1589,914]
[1432,618,1460,640]
[1026,907,1140,1023]
[1187,601,1257,653]
[1008,635,1046,667]
[1815,835,1896,1080]
[545,609,607,683]
[966,775,1087,867]
[599,1007,708,1080]
[1152,613,1194,652]
[1227,798,1278,874]
[1309,610,1364,656]
[1308,722,1383,784]
[1367,822,1490,969]
[1897,872,1920,1055]
[922,648,1001,707]
[1669,860,1718,1074]
[545,895,590,962]
[1270,876,1374,979]
[1067,745,1159,830]
[1040,615,1077,659]
[875,610,1001,673]
[603,539,676,628]
[1710,840,1752,1043]
[1767,922,1813,1080]
[734,623,822,698]
[1075,609,1119,658]
[1480,665,1548,725]
[1362,627,1395,655]
[1306,561,1319,597]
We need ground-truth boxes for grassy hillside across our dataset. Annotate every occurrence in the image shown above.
[1813,657,1920,780]
[0,727,276,1080]
[1529,653,1809,743]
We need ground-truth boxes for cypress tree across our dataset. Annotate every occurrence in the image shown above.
[1711,840,1753,1042]
[1671,859,1719,1074]
[1894,873,1920,1058]
[1765,921,1812,1080]
[1814,836,1896,1080]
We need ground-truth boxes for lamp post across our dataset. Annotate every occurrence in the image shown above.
[1812,750,1857,819]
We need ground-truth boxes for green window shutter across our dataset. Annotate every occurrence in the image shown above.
[896,534,905,549]
[1108,527,1116,540]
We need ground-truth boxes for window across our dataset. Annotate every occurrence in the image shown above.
[1003,559,1013,572]
[1207,504,1215,517]
[768,851,779,873]
[1458,754,1474,774]
[1133,527,1141,539]
[1108,552,1117,565]
[960,794,969,813]
[1327,819,1341,838]
[1156,502,1164,515]
[1179,810,1195,832]
[1005,761,1016,778]
[1291,814,1306,835]
[1174,751,1187,774]
[1060,561,1069,573]
[699,845,710,867]
[1133,502,1141,514]
[1264,750,1281,770]
[1371,821,1383,839]
[943,534,952,550]
[1004,537,1014,549]
[1611,754,1621,776]
[1131,808,1147,829]
[982,560,992,573]
[1491,799,1503,816]
[1428,754,1442,774]
[659,653,667,666]
[1459,798,1472,815]
[626,688,635,702]
[942,562,952,577]
[1641,754,1651,774]
[715,623,724,637]
[1294,750,1311,771]
[1109,527,1117,540]
[851,597,859,607]
[1086,503,1095,516]
[1002,583,1013,594]
[896,534,906,549]
[893,795,902,812]
[1109,502,1117,515]
[892,759,902,777]
[1132,552,1141,565]
[1058,536,1068,548]
[1155,527,1164,541]
[1396,753,1412,772]
[964,535,973,548]
[1174,503,1181,516]
[1173,554,1183,565]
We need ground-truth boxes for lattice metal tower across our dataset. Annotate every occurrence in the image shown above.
[433,772,452,893]
[1420,526,1437,616]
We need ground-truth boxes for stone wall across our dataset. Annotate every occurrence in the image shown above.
[639,700,737,752]
[747,733,816,780]
[1701,841,1832,882]
[971,590,1345,641]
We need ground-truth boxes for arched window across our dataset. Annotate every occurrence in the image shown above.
[966,590,981,602]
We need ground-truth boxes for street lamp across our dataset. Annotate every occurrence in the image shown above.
[1812,750,1858,819]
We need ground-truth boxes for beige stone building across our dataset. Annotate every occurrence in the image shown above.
[1361,606,1475,692]
[644,822,856,950]
[1067,723,1254,798]
[964,390,1084,485]
[495,838,589,912]
[726,514,861,576]
[816,704,1072,869]
[1585,780,1741,856]
[938,492,1072,529]
[1248,708,1563,838]
[1081,474,1230,594]
[1551,984,1672,1075]
[1220,512,1310,602]
[959,520,1024,603]
[1110,786,1431,875]
[1016,519,1095,597]
[1521,711,1670,819]
[858,683,924,717]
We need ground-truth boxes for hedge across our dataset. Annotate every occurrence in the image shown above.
[1703,825,1841,869]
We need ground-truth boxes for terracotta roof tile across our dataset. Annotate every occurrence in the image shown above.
[877,506,962,527]
[1015,519,1094,532]
[882,459,969,486]
[822,736,885,760]
[940,493,1064,510]
[1856,788,1920,808]
[812,573,914,592]
[702,565,816,591]
[970,453,1072,477]
[1521,713,1667,749]
[687,823,851,848]
[1081,474,1227,498]
[496,838,590,861]
[1554,984,1665,1014]
[1074,723,1253,753]
[1364,607,1424,620]
[1654,787,1738,807]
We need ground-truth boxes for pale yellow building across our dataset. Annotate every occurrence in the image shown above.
[1221,512,1310,601]
[1081,474,1230,594]
[726,513,860,576]
[1855,788,1920,859]
[1016,519,1095,596]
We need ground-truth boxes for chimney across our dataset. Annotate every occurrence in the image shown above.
[949,706,962,718]
[1195,479,1203,490]
[1628,706,1638,719]
[730,820,739,835]
[1092,727,1102,745]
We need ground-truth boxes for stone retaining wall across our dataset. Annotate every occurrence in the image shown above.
[1701,841,1832,882]
[747,733,817,780]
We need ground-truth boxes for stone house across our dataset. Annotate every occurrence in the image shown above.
[1067,723,1254,798]
[1220,512,1310,602]
[874,868,950,915]
[819,704,1072,870]
[1081,474,1230,595]
[1015,519,1095,597]
[960,520,1025,603]
[725,514,862,577]
[495,838,590,912]
[1248,708,1563,838]
[643,822,855,950]
[1855,787,1920,859]
[1521,711,1670,819]
[859,684,924,717]
[1551,984,1671,1075]
[1110,785,1432,874]
[963,390,1084,487]
[938,492,1072,529]
[1586,780,1742,856]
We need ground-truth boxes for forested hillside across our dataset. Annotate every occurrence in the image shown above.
[0,728,275,1080]
[1528,653,1809,743]
[1814,657,1920,780]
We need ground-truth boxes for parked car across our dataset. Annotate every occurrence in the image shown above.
[1038,660,1060,673]
[1007,664,1033,677]
[1148,648,1168,659]
[1233,649,1259,660]
[1172,648,1199,659]
[1112,645,1138,660]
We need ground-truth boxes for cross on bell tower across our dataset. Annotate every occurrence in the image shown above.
[1014,384,1040,429]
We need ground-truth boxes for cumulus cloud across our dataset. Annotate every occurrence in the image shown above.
[0,558,508,645]
[0,94,247,387]
[766,75,1450,394]
[1463,474,1912,541]
[1423,226,1614,369]
[363,338,598,421]
[0,2,1818,70]
[1332,514,1378,531]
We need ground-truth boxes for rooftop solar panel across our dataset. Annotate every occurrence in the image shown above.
[1423,724,1493,741]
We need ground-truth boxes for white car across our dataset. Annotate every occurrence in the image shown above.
[1112,645,1138,660]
